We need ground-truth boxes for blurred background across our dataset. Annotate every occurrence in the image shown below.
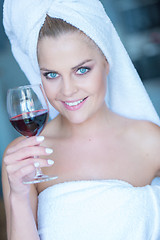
[0,0,160,239]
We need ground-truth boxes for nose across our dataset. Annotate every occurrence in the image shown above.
[61,77,78,97]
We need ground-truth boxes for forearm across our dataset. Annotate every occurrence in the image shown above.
[9,194,39,240]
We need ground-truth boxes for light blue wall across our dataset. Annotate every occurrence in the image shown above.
[0,45,28,157]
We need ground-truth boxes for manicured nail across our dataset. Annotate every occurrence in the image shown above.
[45,148,53,154]
[34,162,40,167]
[36,136,45,142]
[47,159,54,165]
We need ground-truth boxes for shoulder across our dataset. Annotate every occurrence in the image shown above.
[41,114,61,138]
[2,136,25,161]
[125,119,160,175]
[118,115,160,140]
[115,114,160,156]
[124,118,160,148]
[129,119,160,146]
[109,112,160,145]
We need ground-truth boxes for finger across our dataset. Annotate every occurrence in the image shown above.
[6,136,45,154]
[4,146,53,165]
[33,159,55,168]
[6,158,54,174]
[11,165,36,184]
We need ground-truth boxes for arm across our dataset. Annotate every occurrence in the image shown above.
[2,160,39,240]
[2,136,53,240]
[138,121,160,179]
[150,124,160,178]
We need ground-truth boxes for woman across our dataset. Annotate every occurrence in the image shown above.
[2,0,160,239]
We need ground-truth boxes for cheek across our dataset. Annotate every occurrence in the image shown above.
[42,80,57,104]
[92,70,107,96]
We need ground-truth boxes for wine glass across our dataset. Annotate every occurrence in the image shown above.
[7,84,58,184]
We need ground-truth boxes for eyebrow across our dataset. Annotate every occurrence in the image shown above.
[40,59,93,72]
[71,59,93,70]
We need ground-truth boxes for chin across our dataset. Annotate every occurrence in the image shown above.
[65,113,89,125]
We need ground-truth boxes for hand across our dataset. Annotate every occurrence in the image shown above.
[4,136,54,196]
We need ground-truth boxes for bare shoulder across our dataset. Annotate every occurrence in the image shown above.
[128,119,160,146]
[113,112,160,154]
[123,117,160,147]
[123,118,160,175]
[139,120,160,176]
[3,136,25,154]
[115,113,159,140]
[41,115,61,138]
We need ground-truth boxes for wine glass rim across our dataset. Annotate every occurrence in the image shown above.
[7,83,42,91]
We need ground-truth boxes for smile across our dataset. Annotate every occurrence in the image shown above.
[65,99,84,106]
[62,97,88,111]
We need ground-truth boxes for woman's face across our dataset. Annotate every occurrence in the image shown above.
[37,32,109,124]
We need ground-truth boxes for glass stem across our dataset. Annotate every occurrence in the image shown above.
[34,154,43,178]
[35,166,43,178]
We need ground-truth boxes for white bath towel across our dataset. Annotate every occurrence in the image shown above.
[38,179,160,240]
[3,0,160,124]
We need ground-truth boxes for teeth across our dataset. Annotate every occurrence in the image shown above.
[65,99,83,106]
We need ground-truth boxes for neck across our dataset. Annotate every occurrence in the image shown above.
[58,103,114,138]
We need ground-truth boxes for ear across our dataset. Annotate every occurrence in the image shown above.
[104,59,109,75]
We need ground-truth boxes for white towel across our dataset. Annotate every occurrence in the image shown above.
[38,180,160,240]
[3,0,160,124]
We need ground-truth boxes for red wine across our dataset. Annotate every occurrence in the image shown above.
[10,109,48,137]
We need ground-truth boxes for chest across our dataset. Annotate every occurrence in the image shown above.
[38,136,154,193]
[49,137,129,171]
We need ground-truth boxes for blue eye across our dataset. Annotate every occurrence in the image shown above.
[44,72,59,79]
[76,67,90,75]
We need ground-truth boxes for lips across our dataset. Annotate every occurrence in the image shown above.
[62,97,88,111]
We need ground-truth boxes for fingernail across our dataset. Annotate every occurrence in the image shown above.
[36,136,45,142]
[47,159,54,165]
[34,162,40,167]
[45,148,53,154]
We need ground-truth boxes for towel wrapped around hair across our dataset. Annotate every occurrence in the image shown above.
[3,0,160,124]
